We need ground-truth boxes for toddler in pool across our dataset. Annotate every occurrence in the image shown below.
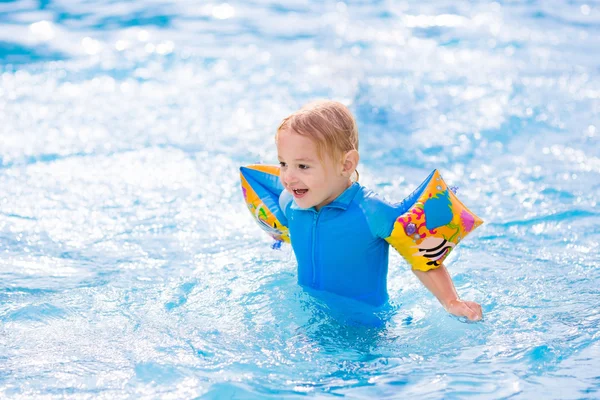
[275,100,482,321]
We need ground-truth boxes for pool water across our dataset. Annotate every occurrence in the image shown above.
[1,0,599,398]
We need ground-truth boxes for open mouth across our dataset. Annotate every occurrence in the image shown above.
[292,188,308,198]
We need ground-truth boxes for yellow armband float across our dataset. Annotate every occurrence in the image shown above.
[385,169,483,271]
[240,165,290,243]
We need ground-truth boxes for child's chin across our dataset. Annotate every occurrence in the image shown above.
[295,197,314,209]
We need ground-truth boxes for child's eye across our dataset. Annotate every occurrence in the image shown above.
[279,161,287,167]
[299,164,309,170]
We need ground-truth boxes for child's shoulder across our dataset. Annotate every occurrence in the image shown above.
[352,184,400,239]
[354,184,396,209]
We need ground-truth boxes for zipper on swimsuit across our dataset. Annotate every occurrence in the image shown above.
[311,210,321,287]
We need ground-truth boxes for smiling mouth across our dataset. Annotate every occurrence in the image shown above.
[292,188,309,197]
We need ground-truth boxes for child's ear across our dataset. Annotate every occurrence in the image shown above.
[342,150,359,177]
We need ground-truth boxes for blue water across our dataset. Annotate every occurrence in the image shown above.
[1,0,599,398]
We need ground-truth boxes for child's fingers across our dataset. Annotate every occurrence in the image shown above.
[468,301,483,317]
[465,308,480,321]
[448,300,483,321]
[464,301,483,321]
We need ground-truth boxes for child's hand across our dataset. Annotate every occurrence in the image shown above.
[411,266,483,322]
[445,299,483,321]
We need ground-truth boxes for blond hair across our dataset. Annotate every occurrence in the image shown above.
[276,100,360,181]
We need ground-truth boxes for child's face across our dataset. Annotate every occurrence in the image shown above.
[277,129,351,211]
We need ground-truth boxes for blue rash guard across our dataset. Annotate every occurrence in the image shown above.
[278,182,410,307]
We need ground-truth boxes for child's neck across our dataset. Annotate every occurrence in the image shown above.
[315,179,353,211]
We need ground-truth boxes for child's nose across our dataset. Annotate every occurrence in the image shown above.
[281,169,297,186]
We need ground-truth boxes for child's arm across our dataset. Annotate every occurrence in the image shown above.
[412,265,483,321]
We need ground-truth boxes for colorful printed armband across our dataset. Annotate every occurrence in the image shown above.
[240,164,290,244]
[385,170,483,272]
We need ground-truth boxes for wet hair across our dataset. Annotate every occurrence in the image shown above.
[276,100,360,181]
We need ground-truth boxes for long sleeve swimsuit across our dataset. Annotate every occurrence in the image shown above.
[279,182,409,307]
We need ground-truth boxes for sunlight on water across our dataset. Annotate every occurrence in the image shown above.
[1,0,599,398]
